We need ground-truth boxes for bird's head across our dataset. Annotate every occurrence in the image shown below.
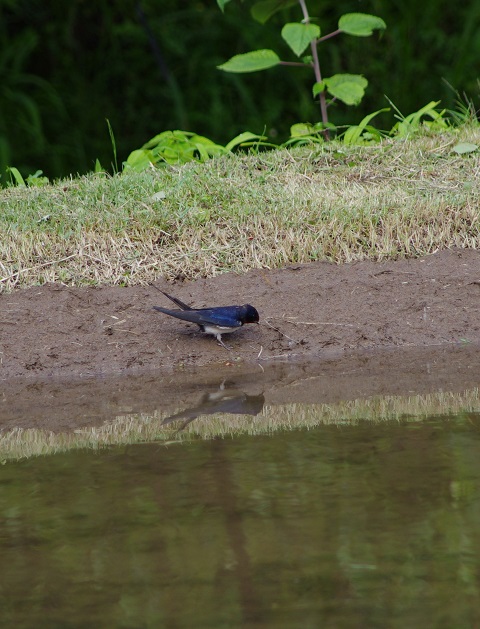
[241,304,260,324]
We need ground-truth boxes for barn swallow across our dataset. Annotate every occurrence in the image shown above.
[152,290,259,349]
[161,380,265,432]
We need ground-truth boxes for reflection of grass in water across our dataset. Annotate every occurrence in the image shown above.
[1,389,479,461]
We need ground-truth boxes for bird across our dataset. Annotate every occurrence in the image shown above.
[161,380,265,432]
[152,290,259,349]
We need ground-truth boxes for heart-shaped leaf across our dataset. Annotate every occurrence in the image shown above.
[281,22,320,57]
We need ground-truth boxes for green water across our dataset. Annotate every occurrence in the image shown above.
[1,415,480,628]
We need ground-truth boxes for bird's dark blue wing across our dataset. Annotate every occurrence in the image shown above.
[160,291,193,310]
[194,307,244,327]
[152,306,242,328]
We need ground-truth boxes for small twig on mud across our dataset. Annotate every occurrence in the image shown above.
[258,352,302,361]
[283,316,355,327]
[257,345,263,359]
[109,319,127,326]
[263,319,300,344]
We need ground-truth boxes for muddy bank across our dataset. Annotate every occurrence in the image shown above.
[1,344,480,433]
[1,248,479,381]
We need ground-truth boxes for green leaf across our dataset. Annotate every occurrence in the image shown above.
[290,122,323,138]
[290,123,312,137]
[125,130,227,169]
[225,132,267,151]
[312,81,325,97]
[6,166,26,186]
[281,23,320,57]
[26,170,49,187]
[191,134,226,160]
[251,0,298,24]
[125,149,156,171]
[342,108,389,144]
[218,49,280,73]
[338,13,386,37]
[391,101,448,137]
[453,142,478,155]
[285,122,327,146]
[402,101,442,125]
[105,118,118,173]
[323,74,368,105]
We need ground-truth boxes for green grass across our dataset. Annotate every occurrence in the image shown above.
[1,123,480,292]
[1,388,478,461]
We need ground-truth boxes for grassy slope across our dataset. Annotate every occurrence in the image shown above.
[1,125,480,293]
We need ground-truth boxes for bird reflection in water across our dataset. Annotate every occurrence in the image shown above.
[162,380,265,434]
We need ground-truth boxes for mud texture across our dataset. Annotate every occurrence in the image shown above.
[1,248,479,382]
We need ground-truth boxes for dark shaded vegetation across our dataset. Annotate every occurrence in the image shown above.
[1,0,479,181]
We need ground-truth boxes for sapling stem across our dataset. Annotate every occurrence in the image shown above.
[298,0,329,136]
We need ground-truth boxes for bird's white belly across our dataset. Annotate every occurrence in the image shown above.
[203,324,239,336]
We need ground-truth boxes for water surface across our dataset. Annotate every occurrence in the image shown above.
[1,413,480,628]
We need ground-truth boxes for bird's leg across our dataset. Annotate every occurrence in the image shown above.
[216,334,232,351]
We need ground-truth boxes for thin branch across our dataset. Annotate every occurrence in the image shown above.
[263,319,300,344]
[317,29,342,43]
[297,0,330,135]
[279,61,312,67]
[297,0,309,22]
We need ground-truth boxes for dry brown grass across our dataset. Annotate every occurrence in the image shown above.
[1,126,480,293]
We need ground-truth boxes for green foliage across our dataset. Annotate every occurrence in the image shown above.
[341,108,389,144]
[389,100,450,136]
[106,119,118,174]
[124,130,269,171]
[26,170,49,187]
[1,0,479,183]
[6,166,49,187]
[125,131,225,169]
[282,23,320,57]
[122,102,458,173]
[5,100,465,185]
[320,75,368,106]
[6,98,466,185]
[217,1,386,127]
[284,122,327,146]
[217,49,280,72]
[338,13,386,37]
[6,166,26,186]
